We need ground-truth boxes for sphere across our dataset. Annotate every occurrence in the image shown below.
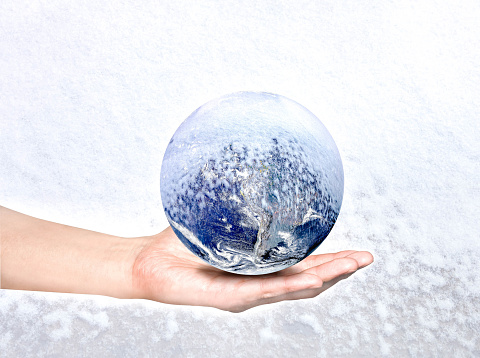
[160,92,344,275]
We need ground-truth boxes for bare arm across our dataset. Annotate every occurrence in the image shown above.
[0,206,145,298]
[0,206,373,312]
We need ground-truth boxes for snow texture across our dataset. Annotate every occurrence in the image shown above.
[1,0,479,357]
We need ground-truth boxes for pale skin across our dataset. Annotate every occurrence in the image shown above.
[0,206,373,312]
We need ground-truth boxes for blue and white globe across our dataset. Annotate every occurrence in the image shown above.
[161,92,344,275]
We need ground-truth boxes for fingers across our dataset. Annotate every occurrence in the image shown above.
[248,272,323,301]
[346,251,374,268]
[282,250,358,274]
[263,253,373,300]
[272,271,356,302]
[243,257,357,303]
[282,250,375,275]
[279,253,374,301]
[301,257,358,282]
[230,252,374,312]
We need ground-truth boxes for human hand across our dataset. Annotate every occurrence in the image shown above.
[1,207,373,312]
[132,227,374,312]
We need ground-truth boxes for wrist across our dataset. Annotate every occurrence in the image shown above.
[129,235,157,300]
[101,235,148,299]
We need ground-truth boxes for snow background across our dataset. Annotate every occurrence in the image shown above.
[1,0,479,356]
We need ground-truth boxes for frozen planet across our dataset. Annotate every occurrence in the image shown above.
[160,92,344,275]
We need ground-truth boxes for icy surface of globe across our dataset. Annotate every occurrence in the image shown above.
[160,92,344,275]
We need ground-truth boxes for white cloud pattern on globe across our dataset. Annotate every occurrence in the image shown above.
[160,92,344,275]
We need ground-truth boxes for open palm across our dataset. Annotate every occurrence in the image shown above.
[132,227,373,312]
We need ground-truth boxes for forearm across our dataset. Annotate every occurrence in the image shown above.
[0,206,146,298]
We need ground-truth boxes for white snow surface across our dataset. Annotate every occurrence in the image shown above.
[1,0,479,357]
